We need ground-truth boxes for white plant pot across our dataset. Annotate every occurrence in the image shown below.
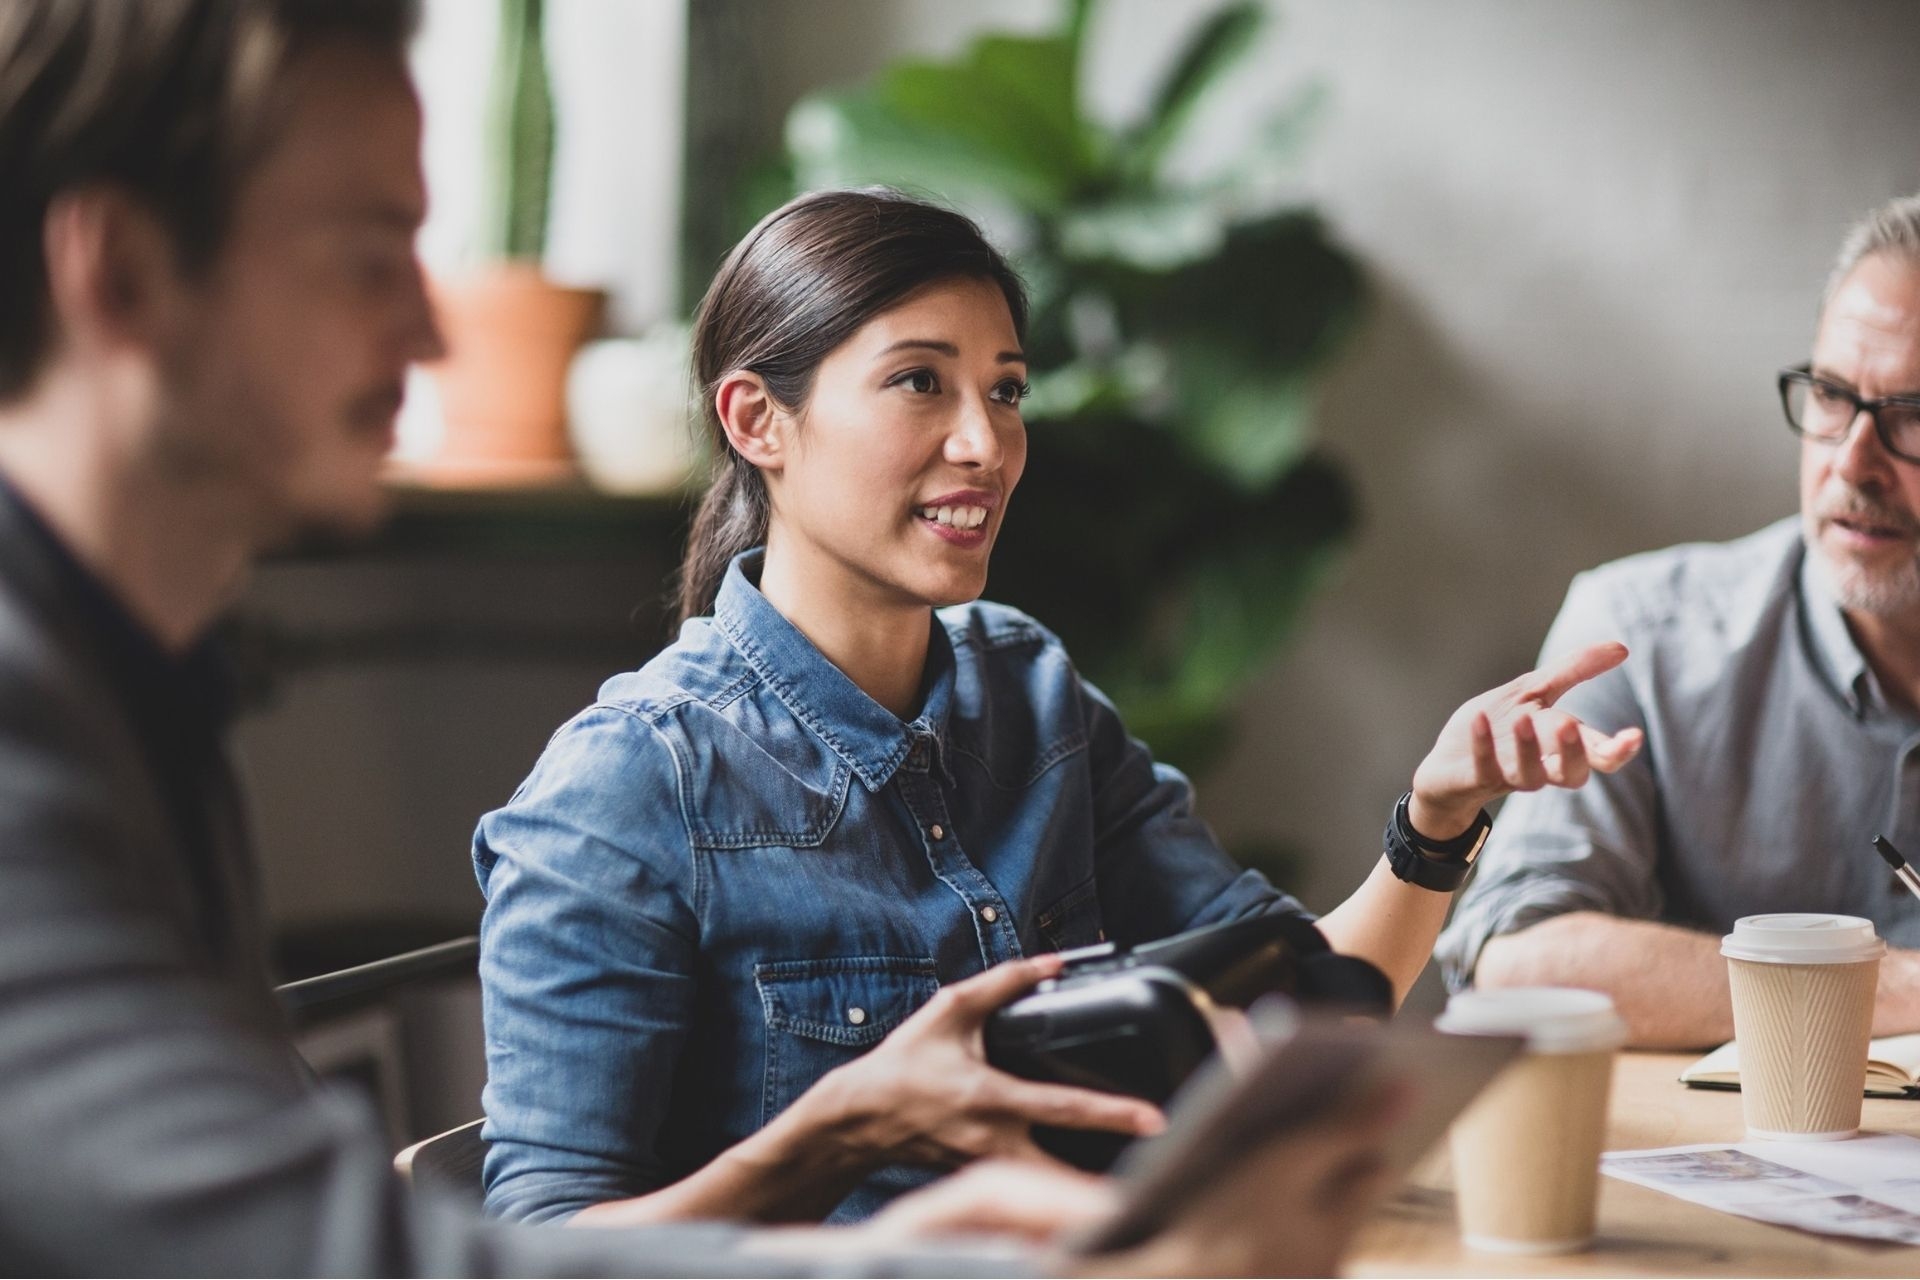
[567,330,702,495]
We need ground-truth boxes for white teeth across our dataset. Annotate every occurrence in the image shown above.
[917,504,990,530]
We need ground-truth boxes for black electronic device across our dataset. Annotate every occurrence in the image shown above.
[984,913,1391,1169]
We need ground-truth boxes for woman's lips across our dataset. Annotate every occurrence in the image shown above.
[916,510,989,547]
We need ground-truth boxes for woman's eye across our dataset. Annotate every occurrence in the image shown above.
[892,369,938,394]
[992,378,1031,406]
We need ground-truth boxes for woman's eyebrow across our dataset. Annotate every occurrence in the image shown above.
[872,339,1027,364]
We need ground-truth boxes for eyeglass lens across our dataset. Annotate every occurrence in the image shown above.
[1784,375,1920,461]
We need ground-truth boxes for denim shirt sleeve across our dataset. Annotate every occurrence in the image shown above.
[1073,672,1311,941]
[1434,569,1664,991]
[473,703,699,1223]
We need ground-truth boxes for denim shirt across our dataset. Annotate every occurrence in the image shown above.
[474,550,1306,1224]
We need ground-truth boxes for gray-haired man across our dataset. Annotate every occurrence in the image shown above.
[1438,194,1920,1049]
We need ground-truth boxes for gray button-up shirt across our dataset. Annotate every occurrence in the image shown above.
[1436,516,1920,991]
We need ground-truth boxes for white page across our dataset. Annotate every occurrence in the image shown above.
[1603,1134,1920,1244]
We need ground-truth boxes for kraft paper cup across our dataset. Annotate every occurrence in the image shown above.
[1722,913,1884,1142]
[1437,987,1628,1255]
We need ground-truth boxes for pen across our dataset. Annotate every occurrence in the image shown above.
[1873,834,1920,905]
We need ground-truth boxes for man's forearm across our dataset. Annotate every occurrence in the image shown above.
[1873,948,1920,1037]
[1474,912,1732,1048]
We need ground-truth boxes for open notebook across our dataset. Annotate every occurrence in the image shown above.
[1680,1033,1920,1098]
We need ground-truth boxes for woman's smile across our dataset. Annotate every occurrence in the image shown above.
[912,487,999,548]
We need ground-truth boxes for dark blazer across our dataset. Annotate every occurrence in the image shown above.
[0,486,1003,1277]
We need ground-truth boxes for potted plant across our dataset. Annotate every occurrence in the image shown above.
[424,0,604,485]
[754,0,1364,776]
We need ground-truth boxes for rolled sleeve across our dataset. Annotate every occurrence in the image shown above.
[474,705,700,1223]
[1436,570,1666,990]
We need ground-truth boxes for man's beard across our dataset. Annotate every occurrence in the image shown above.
[1804,484,1920,616]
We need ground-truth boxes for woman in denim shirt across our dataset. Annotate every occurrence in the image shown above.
[474,190,1642,1228]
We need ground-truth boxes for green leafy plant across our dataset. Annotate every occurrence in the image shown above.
[488,0,554,260]
[774,0,1363,774]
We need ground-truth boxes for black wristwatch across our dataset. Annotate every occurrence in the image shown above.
[1383,791,1490,893]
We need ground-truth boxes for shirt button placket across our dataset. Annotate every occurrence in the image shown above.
[902,744,1016,966]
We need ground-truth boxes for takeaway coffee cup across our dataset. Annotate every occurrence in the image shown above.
[1437,987,1628,1254]
[1721,913,1884,1141]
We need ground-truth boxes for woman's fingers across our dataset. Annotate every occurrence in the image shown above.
[1468,709,1500,788]
[1502,713,1548,791]
[923,954,1062,1026]
[1530,710,1591,788]
[1580,722,1644,771]
[1522,641,1629,706]
[987,1075,1166,1136]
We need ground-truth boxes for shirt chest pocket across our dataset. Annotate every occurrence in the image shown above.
[753,956,939,1126]
[1037,876,1106,951]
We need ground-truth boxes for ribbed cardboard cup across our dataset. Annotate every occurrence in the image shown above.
[1723,914,1884,1142]
[1437,988,1627,1255]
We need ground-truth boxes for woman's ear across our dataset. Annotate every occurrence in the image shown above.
[713,371,790,472]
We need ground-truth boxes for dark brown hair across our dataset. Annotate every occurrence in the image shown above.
[0,0,418,401]
[676,187,1029,625]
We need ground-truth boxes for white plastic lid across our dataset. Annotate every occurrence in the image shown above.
[1721,913,1886,965]
[1435,987,1628,1054]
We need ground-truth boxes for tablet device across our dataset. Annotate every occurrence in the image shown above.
[1074,1001,1524,1255]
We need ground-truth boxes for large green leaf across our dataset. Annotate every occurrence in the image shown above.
[878,35,1094,187]
[1102,212,1363,359]
[787,90,1067,214]
[1055,190,1230,272]
[1163,351,1317,489]
[1123,2,1263,183]
[787,30,1096,216]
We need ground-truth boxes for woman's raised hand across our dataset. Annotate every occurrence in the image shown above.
[1409,641,1644,837]
[797,953,1165,1171]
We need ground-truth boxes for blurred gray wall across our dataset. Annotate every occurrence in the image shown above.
[237,2,1920,1021]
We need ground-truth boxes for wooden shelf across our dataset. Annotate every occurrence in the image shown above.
[272,478,696,560]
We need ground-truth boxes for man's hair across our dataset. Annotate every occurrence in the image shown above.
[1823,193,1920,313]
[0,0,419,402]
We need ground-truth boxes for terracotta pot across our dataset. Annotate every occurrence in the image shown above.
[422,264,606,485]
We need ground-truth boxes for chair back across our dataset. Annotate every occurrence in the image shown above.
[395,1118,488,1201]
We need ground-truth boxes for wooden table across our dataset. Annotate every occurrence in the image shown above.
[1350,1051,1920,1276]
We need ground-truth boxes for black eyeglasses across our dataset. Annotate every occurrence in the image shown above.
[1779,365,1920,464]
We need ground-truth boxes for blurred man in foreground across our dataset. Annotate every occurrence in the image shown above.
[1439,194,1920,1048]
[0,0,1395,1272]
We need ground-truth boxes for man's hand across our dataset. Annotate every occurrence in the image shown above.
[1410,641,1644,838]
[793,954,1165,1170]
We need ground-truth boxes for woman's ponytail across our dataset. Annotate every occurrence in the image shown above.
[674,456,769,627]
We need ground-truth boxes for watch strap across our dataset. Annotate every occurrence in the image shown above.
[1383,791,1490,893]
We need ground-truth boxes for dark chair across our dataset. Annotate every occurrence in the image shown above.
[275,935,487,1198]
[276,935,480,1021]
[395,1118,489,1199]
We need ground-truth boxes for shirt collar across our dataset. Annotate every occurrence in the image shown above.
[1799,538,1876,715]
[0,473,236,736]
[712,548,954,791]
